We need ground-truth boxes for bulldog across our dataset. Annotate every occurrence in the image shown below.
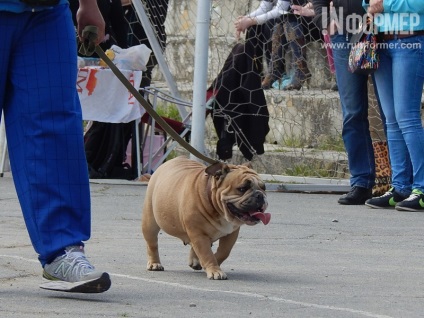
[141,156,270,280]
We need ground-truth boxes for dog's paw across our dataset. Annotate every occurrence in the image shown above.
[206,268,227,280]
[189,263,202,270]
[147,262,164,271]
[189,258,202,270]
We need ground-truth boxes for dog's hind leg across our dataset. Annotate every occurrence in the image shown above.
[142,199,164,271]
[188,246,202,270]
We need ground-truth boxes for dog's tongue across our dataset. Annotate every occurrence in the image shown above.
[250,212,271,225]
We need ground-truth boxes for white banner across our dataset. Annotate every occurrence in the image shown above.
[77,67,144,123]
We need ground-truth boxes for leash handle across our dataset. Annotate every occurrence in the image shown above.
[79,26,98,56]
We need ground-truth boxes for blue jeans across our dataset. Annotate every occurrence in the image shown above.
[331,34,376,189]
[0,5,91,266]
[373,35,424,196]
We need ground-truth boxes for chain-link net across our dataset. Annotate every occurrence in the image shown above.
[122,0,385,183]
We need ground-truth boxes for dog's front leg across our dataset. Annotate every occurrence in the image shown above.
[190,235,227,280]
[215,228,240,265]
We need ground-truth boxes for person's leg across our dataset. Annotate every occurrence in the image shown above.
[278,34,288,78]
[282,18,311,90]
[391,36,424,193]
[262,19,286,89]
[6,5,111,293]
[365,47,413,209]
[0,13,12,117]
[330,34,375,204]
[262,18,273,70]
[372,42,413,198]
[4,7,91,266]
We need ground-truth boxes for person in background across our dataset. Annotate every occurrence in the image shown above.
[312,0,383,205]
[292,1,315,16]
[0,0,111,292]
[235,0,312,91]
[364,0,424,211]
[261,16,288,89]
[281,0,313,90]
[292,1,337,90]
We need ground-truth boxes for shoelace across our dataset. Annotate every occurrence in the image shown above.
[65,250,94,278]
[403,193,421,202]
[380,190,394,198]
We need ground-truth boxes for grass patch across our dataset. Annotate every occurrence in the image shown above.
[284,162,336,178]
[155,103,182,121]
[282,136,305,148]
[316,135,345,152]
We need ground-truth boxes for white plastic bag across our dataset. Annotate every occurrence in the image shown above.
[101,44,152,71]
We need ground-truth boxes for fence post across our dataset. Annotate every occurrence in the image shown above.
[190,0,211,162]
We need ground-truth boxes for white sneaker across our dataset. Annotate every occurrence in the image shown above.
[40,246,111,293]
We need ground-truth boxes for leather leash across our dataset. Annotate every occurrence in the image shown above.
[79,26,218,165]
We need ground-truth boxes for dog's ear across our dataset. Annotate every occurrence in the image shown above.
[241,161,253,169]
[205,161,230,180]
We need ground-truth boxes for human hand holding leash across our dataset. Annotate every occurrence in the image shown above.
[76,0,105,46]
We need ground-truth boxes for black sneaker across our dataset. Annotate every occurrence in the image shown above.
[365,187,408,209]
[395,189,424,212]
[338,186,372,205]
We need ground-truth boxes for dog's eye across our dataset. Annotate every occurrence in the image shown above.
[238,187,248,193]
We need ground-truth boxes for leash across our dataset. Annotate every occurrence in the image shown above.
[79,26,218,165]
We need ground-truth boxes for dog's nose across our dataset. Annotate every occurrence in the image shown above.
[254,191,262,199]
[253,190,265,205]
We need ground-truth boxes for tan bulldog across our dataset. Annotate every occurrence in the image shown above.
[141,156,270,280]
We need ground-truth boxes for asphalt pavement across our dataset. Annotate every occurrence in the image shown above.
[1,172,424,318]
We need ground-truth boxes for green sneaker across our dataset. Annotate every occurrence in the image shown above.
[365,187,408,209]
[395,189,424,212]
[40,246,111,293]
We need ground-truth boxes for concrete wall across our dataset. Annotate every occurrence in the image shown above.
[158,0,333,88]
[151,0,341,146]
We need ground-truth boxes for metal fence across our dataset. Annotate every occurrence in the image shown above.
[123,0,387,184]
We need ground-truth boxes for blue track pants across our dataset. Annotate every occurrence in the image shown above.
[0,4,91,267]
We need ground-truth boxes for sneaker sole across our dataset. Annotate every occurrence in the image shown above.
[395,206,421,212]
[40,272,111,293]
[365,203,395,209]
[338,200,368,205]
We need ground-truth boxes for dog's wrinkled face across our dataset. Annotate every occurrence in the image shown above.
[206,162,270,226]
